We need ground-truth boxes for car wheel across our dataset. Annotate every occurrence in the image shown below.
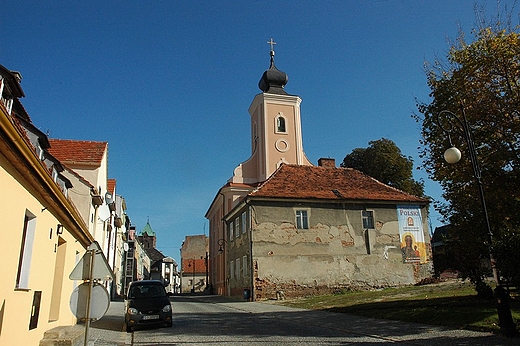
[166,322,172,327]
[126,324,133,333]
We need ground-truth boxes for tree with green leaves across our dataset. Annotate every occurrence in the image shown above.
[415,10,520,294]
[340,138,425,197]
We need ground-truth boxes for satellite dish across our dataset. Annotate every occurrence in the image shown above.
[105,192,114,204]
[69,282,110,321]
[97,204,110,221]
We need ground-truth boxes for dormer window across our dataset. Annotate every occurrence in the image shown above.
[0,77,14,115]
[275,114,287,133]
[51,166,59,182]
[0,77,4,99]
[2,96,13,114]
[36,143,44,161]
[50,167,72,199]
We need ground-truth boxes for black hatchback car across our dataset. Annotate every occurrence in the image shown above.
[125,280,172,332]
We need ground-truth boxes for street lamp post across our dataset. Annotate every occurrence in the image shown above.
[217,239,227,295]
[203,253,209,292]
[436,105,516,336]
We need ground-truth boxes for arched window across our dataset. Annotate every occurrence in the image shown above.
[276,116,286,133]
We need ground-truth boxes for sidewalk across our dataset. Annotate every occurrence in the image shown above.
[85,300,130,346]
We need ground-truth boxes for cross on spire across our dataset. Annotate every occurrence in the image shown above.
[267,38,276,52]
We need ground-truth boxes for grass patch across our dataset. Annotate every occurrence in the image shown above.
[276,281,520,334]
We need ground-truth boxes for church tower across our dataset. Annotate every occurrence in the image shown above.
[230,39,312,184]
[138,220,156,249]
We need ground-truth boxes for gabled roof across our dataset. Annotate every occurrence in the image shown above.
[48,139,107,166]
[249,164,428,203]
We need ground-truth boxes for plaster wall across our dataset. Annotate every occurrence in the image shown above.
[62,169,93,228]
[234,93,312,184]
[65,149,108,250]
[249,202,431,299]
[0,153,85,345]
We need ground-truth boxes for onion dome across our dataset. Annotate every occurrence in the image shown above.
[258,39,288,94]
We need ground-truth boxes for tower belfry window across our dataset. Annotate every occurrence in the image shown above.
[276,115,286,133]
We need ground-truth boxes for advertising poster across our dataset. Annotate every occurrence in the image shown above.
[397,205,427,264]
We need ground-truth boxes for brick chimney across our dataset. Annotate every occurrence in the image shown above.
[318,158,336,168]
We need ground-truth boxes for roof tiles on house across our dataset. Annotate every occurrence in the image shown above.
[48,139,107,166]
[250,164,428,203]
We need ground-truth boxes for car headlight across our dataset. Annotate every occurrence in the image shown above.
[162,304,172,313]
[127,307,139,315]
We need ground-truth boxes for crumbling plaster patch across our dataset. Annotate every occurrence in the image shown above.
[244,204,432,300]
[255,221,356,248]
[379,220,398,234]
[254,251,417,295]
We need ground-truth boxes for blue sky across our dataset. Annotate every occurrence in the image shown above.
[1,1,513,264]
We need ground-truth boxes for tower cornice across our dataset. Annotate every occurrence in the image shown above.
[249,93,302,114]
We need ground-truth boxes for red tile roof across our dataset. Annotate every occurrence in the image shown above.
[48,139,107,166]
[250,164,428,203]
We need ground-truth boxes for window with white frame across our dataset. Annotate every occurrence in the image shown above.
[235,258,240,279]
[16,210,37,289]
[362,210,375,229]
[235,217,240,238]
[243,256,248,278]
[241,211,247,234]
[3,97,13,114]
[52,166,59,182]
[295,210,309,229]
[36,143,44,161]
[276,114,287,133]
[229,221,234,241]
[229,260,234,279]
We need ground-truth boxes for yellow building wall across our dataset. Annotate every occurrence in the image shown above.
[0,153,85,345]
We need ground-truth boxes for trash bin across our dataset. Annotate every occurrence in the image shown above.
[243,288,251,300]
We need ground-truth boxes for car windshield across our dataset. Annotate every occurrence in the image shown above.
[128,284,165,299]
